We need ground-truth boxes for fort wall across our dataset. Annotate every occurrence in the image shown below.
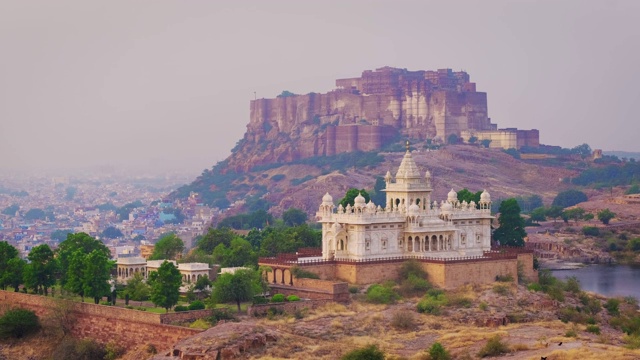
[0,291,201,351]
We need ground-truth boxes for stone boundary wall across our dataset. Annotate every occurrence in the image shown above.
[295,278,349,294]
[0,291,201,351]
[247,299,333,316]
[159,308,214,324]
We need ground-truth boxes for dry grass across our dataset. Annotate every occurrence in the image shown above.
[544,347,640,359]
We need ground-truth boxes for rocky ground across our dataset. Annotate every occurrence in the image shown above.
[150,283,639,360]
[3,282,639,359]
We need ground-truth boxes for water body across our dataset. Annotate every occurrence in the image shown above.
[551,264,640,300]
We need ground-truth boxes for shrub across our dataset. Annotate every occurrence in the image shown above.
[399,259,427,279]
[0,308,40,339]
[174,305,189,312]
[206,308,235,325]
[428,342,451,360]
[270,174,286,182]
[51,338,107,360]
[558,307,587,324]
[366,284,399,304]
[341,344,385,360]
[189,319,211,329]
[188,300,205,310]
[391,310,417,330]
[586,325,601,334]
[398,274,432,297]
[447,294,472,308]
[271,294,286,303]
[605,298,620,316]
[527,283,542,292]
[348,286,359,294]
[286,295,300,302]
[624,334,640,349]
[564,276,581,293]
[493,284,510,296]
[565,327,578,338]
[479,301,489,311]
[582,226,600,236]
[477,335,510,357]
[104,341,125,360]
[253,296,269,304]
[495,274,514,282]
[291,266,320,279]
[417,293,448,315]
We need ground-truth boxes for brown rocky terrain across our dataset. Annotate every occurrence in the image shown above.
[225,145,577,217]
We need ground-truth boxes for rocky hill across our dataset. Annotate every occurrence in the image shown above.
[172,144,577,218]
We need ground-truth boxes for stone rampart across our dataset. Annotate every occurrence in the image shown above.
[0,291,201,351]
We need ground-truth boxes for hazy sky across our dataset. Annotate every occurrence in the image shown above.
[1,0,639,175]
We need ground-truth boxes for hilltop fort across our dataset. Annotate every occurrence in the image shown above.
[230,66,538,171]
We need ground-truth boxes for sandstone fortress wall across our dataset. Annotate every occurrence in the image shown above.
[233,67,538,170]
[0,291,201,351]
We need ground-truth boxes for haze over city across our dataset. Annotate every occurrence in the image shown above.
[1,0,638,175]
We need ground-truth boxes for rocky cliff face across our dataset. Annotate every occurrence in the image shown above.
[226,66,493,172]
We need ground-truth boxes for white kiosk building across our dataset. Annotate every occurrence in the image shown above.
[317,147,493,261]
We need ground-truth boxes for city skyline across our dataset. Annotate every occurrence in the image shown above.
[1,0,639,174]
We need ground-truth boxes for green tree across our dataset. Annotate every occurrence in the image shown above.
[468,136,478,144]
[493,198,527,247]
[150,233,185,260]
[2,204,19,216]
[597,208,616,225]
[563,207,586,223]
[101,226,123,239]
[150,261,182,312]
[282,208,308,226]
[195,275,211,291]
[24,244,57,295]
[571,143,592,158]
[83,250,113,304]
[0,241,19,289]
[56,232,110,289]
[197,227,237,253]
[124,272,150,304]
[339,188,370,208]
[370,177,387,206]
[212,269,262,313]
[546,205,564,223]
[24,208,46,220]
[212,237,257,268]
[626,184,640,195]
[65,250,87,301]
[447,134,459,145]
[552,189,588,208]
[3,258,25,292]
[529,207,547,223]
[480,139,492,148]
[457,188,482,206]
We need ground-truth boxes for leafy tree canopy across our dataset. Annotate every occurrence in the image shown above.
[457,188,482,205]
[2,204,19,216]
[493,198,527,247]
[212,269,263,313]
[0,309,40,339]
[150,261,182,312]
[56,232,110,287]
[101,226,123,239]
[282,208,307,227]
[212,237,257,268]
[197,227,237,253]
[369,177,387,206]
[25,244,57,295]
[150,233,184,260]
[339,188,370,208]
[218,210,274,230]
[82,250,113,304]
[597,208,616,225]
[552,189,588,208]
[24,208,46,220]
